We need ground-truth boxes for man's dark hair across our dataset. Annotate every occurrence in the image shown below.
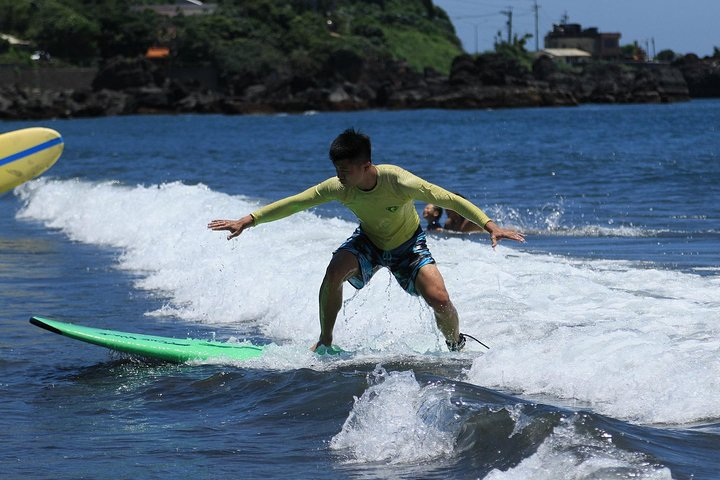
[329,128,371,164]
[433,205,444,217]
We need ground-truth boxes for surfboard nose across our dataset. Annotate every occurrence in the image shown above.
[1,127,64,193]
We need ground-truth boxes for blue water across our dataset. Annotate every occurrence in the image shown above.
[1,101,719,479]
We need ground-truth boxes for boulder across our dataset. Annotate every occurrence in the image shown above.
[92,56,158,91]
[673,55,720,97]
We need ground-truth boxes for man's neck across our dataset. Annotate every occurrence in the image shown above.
[357,165,378,191]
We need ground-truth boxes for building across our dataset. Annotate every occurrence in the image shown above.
[1,33,31,48]
[536,48,592,65]
[130,2,217,17]
[544,23,621,60]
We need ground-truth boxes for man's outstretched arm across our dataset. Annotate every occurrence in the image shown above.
[207,180,337,240]
[398,170,525,247]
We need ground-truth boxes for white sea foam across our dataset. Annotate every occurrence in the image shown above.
[15,178,720,425]
[488,204,676,237]
[330,365,459,463]
[485,416,672,480]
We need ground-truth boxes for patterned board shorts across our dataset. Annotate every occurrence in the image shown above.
[334,226,435,296]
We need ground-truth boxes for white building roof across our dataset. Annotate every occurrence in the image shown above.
[1,33,31,46]
[539,48,592,58]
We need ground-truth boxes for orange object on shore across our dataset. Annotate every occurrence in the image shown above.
[146,47,170,59]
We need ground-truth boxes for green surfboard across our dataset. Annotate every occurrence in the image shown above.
[30,316,264,363]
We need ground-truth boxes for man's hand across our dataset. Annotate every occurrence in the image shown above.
[207,215,254,240]
[484,221,525,248]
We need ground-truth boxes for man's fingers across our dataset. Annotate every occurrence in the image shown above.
[208,220,236,232]
[490,230,525,247]
[207,220,228,230]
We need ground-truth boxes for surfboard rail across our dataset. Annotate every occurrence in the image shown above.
[30,316,264,363]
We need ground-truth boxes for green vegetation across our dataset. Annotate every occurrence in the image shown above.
[382,27,461,73]
[621,43,646,60]
[657,49,677,62]
[0,0,463,75]
[492,33,534,71]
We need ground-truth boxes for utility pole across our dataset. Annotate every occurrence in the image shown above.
[500,7,513,44]
[652,37,656,60]
[474,24,479,54]
[533,0,540,51]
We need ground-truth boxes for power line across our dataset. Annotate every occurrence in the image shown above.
[533,0,540,51]
[500,7,513,43]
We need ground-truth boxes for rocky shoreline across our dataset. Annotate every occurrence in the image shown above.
[1,52,715,120]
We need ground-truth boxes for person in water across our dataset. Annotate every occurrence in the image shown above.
[208,129,524,351]
[444,193,486,233]
[423,203,444,231]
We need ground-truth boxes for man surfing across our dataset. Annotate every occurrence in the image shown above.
[208,129,524,351]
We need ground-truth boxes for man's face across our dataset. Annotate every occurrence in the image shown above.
[333,158,368,187]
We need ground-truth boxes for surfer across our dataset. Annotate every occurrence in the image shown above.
[208,129,524,351]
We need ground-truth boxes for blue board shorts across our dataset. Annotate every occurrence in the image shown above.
[334,226,435,296]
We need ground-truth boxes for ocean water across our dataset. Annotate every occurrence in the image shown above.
[1,101,719,479]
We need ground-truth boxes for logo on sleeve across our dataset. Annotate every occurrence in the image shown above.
[386,206,399,213]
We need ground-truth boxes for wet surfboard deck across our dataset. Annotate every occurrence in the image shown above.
[30,316,264,363]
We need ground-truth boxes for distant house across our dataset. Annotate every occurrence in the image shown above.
[536,48,592,65]
[131,2,217,17]
[545,23,621,60]
[1,33,31,47]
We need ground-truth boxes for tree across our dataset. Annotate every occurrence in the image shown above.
[656,49,676,62]
[95,8,163,59]
[621,43,646,61]
[0,0,34,34]
[29,1,100,63]
[494,33,534,71]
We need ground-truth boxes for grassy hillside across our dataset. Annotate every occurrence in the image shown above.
[0,0,463,75]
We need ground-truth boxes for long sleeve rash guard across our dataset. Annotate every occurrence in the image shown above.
[250,164,492,251]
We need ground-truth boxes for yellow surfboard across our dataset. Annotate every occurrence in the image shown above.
[0,127,64,193]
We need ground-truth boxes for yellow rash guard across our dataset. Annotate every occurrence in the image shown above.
[250,164,492,250]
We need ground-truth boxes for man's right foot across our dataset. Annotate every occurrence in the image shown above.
[446,333,466,352]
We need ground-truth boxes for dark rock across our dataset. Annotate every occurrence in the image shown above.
[532,56,558,81]
[243,84,268,101]
[537,61,689,104]
[673,55,720,97]
[71,89,131,117]
[92,56,158,91]
[449,54,479,86]
[127,86,170,112]
[475,53,531,86]
[324,49,364,83]
[0,50,698,119]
